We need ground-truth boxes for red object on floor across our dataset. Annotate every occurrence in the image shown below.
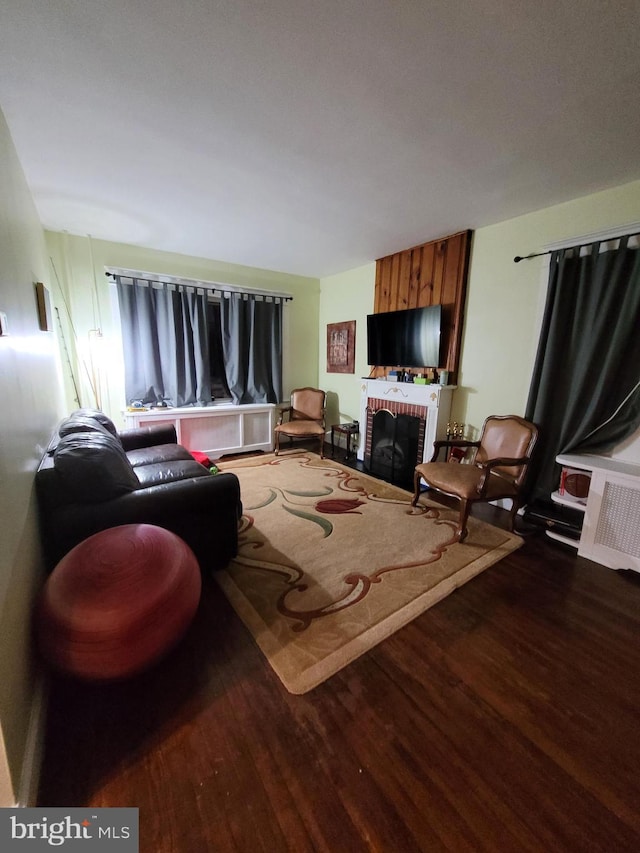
[190,449,212,468]
[36,524,201,681]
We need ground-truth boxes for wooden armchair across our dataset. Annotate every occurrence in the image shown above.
[275,387,327,458]
[411,415,538,542]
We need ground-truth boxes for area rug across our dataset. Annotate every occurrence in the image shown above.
[215,451,523,694]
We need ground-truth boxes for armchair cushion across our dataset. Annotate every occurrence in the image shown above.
[414,461,520,501]
[275,420,324,437]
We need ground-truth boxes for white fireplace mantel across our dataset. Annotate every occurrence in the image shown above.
[357,379,455,465]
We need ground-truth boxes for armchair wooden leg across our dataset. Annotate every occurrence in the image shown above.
[318,436,324,459]
[411,471,422,507]
[507,498,519,532]
[275,433,280,456]
[456,499,471,542]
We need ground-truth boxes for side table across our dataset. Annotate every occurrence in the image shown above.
[331,422,359,461]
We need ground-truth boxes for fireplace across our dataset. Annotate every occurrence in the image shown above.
[357,380,454,485]
[366,409,422,488]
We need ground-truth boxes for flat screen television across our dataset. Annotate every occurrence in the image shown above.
[366,304,442,368]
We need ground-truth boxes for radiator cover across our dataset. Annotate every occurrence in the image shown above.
[579,469,640,572]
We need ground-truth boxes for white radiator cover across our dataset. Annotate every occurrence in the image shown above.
[579,467,640,572]
[122,403,276,458]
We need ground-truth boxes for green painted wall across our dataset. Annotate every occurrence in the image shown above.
[0,109,65,805]
[460,179,640,439]
[319,180,640,456]
[46,233,320,426]
[318,263,375,438]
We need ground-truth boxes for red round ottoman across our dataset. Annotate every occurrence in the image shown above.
[37,524,201,680]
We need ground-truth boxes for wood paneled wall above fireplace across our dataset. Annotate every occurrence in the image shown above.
[374,229,472,383]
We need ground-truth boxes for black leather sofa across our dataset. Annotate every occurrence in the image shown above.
[36,409,241,574]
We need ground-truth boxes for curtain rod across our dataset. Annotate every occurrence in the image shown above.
[104,266,293,301]
[513,249,552,263]
[514,228,640,263]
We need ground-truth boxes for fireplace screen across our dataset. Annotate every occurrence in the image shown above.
[366,409,421,489]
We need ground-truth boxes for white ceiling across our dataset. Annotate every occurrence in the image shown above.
[1,0,639,278]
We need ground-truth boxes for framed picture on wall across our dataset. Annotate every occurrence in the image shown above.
[327,320,355,374]
[35,282,52,331]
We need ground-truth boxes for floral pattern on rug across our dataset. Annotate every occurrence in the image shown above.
[226,453,475,631]
[215,452,524,693]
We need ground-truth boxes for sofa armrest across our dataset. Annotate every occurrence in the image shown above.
[119,424,178,450]
[41,473,241,573]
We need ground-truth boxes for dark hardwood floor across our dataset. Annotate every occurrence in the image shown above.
[37,447,640,852]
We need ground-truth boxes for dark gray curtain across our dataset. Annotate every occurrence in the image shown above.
[220,293,282,404]
[116,277,211,407]
[524,236,640,503]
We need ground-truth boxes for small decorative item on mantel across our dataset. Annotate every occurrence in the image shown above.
[327,321,356,374]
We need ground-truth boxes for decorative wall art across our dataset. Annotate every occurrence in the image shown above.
[35,282,52,331]
[326,320,355,374]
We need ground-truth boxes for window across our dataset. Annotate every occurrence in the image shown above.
[207,299,231,400]
[112,268,289,408]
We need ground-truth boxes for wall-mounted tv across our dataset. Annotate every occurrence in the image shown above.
[366,304,442,368]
